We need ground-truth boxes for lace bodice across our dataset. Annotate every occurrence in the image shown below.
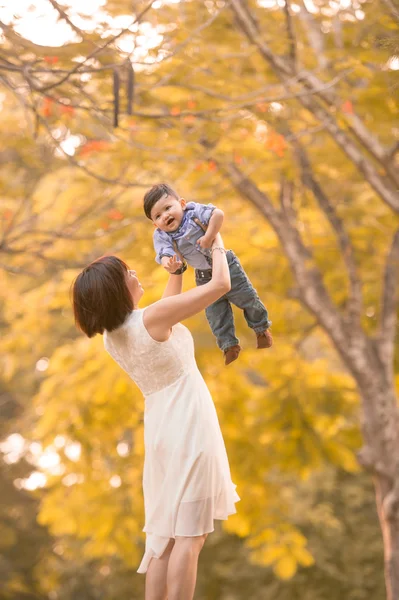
[103,309,196,396]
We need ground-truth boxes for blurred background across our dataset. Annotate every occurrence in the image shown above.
[0,0,398,598]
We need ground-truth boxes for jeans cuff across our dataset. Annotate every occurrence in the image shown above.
[220,340,240,351]
[254,321,272,334]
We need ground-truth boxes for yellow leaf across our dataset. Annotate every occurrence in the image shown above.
[293,545,315,567]
[257,544,286,565]
[274,555,297,579]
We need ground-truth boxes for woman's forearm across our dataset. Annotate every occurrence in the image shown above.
[162,273,183,298]
[210,234,231,292]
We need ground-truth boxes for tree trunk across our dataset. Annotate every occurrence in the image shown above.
[224,162,399,598]
[374,473,399,600]
[320,336,399,600]
[358,381,399,600]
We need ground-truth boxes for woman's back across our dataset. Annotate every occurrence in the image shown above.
[103,308,197,397]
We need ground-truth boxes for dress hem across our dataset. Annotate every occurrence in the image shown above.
[136,499,240,574]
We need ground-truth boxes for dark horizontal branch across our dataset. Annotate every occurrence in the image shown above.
[2,62,349,120]
[127,71,350,119]
[0,61,126,75]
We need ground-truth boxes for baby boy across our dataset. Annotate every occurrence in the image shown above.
[143,183,272,365]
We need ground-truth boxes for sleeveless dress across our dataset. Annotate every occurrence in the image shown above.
[103,308,239,573]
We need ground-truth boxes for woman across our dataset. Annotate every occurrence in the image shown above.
[72,233,239,600]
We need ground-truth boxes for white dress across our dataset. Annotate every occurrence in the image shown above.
[103,308,239,573]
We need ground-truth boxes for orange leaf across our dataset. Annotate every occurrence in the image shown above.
[107,209,124,220]
[80,140,110,156]
[170,107,180,116]
[187,100,196,109]
[42,97,53,117]
[44,56,59,65]
[265,131,287,157]
[342,100,354,114]
[256,102,269,112]
[208,160,217,171]
[60,104,75,115]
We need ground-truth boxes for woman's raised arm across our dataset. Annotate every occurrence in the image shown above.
[144,234,230,342]
[161,255,184,299]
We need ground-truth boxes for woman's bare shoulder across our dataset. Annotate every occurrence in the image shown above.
[141,301,173,343]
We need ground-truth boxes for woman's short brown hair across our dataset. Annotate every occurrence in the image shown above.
[72,256,133,338]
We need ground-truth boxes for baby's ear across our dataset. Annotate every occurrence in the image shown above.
[180,197,187,210]
[153,221,157,227]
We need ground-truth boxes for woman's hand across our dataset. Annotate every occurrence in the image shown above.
[197,234,213,250]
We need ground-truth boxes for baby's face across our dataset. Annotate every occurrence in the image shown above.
[151,194,186,232]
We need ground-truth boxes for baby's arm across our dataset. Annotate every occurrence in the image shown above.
[154,230,184,273]
[161,255,184,274]
[197,208,224,250]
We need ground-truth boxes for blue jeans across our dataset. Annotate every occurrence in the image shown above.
[195,251,271,351]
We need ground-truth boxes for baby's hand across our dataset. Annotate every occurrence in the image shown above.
[197,235,213,250]
[163,255,183,274]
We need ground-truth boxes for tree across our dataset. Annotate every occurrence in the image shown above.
[0,0,397,596]
[219,2,399,597]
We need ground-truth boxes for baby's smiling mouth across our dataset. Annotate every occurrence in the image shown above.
[166,216,175,226]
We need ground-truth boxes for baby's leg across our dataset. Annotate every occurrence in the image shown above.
[226,256,271,344]
[195,268,240,362]
[204,297,239,351]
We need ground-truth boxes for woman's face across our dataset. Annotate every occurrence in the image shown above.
[126,269,144,304]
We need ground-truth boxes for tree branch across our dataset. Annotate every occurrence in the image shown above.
[295,69,399,188]
[222,162,348,349]
[231,0,292,75]
[32,0,156,93]
[230,0,399,211]
[292,138,363,327]
[283,0,297,66]
[379,228,399,371]
[46,0,88,40]
[297,2,329,69]
[380,0,399,23]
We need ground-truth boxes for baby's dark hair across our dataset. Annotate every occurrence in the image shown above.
[143,183,179,220]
